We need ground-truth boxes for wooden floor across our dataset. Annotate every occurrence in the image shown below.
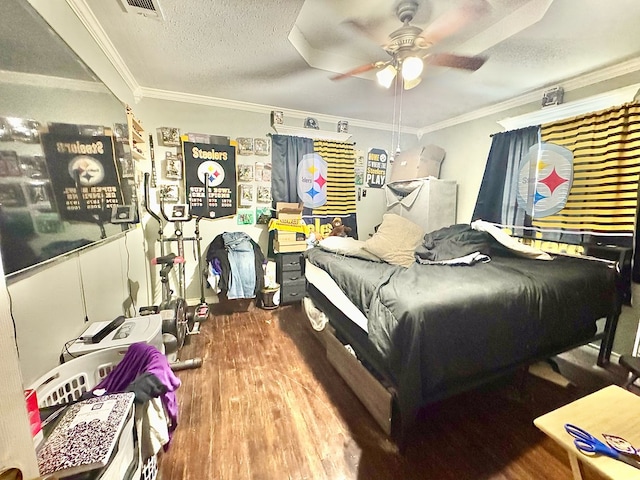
[157,302,619,480]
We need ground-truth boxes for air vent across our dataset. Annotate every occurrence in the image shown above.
[118,0,164,20]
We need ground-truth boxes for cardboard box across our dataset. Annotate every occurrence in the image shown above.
[276,231,306,243]
[274,240,307,253]
[276,202,303,222]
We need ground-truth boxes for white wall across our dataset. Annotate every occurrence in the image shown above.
[132,97,401,302]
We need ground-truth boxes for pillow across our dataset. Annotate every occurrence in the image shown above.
[471,220,552,260]
[318,236,382,262]
[364,213,424,267]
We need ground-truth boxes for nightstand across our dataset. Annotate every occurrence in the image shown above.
[276,252,305,304]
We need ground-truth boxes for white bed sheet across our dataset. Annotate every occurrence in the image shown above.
[304,259,369,333]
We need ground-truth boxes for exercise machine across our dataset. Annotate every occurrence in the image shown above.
[142,173,209,371]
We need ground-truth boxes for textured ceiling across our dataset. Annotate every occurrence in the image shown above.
[26,0,640,129]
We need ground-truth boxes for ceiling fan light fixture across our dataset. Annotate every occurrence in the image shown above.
[401,56,423,81]
[376,65,397,88]
[403,76,422,90]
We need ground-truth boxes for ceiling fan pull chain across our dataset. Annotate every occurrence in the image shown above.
[396,82,404,156]
[390,73,399,158]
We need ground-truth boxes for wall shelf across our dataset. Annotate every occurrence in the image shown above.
[272,124,351,142]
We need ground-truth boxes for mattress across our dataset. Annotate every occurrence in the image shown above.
[304,260,369,333]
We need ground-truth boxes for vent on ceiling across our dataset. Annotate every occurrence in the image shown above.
[118,0,164,20]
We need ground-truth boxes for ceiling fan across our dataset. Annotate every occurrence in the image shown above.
[331,0,491,90]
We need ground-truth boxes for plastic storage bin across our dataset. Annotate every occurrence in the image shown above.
[28,346,158,480]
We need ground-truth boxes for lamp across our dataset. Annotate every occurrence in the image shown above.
[376,64,397,89]
[401,56,423,81]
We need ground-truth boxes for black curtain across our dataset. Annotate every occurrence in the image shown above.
[472,126,540,229]
[271,134,314,203]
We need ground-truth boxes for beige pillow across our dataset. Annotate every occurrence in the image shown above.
[364,214,424,267]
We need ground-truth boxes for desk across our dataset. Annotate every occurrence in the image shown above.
[534,385,640,480]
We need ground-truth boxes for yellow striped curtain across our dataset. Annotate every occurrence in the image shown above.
[535,102,640,237]
[311,140,357,216]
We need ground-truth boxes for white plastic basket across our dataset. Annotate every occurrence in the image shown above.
[28,346,129,407]
[27,346,159,480]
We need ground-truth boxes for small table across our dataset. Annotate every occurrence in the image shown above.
[534,385,640,480]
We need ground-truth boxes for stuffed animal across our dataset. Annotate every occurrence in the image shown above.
[329,217,351,237]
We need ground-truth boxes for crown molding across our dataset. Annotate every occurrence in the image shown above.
[498,83,640,130]
[65,0,142,99]
[418,55,640,137]
[0,70,108,93]
[138,86,419,135]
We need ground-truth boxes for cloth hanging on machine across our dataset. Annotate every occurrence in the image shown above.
[205,232,265,299]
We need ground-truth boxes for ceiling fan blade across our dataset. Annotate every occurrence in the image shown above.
[330,62,384,81]
[419,0,491,46]
[425,53,486,71]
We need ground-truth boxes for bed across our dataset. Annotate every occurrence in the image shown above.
[303,219,621,445]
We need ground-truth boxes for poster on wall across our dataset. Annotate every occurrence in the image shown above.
[41,133,123,221]
[366,148,388,188]
[183,141,236,218]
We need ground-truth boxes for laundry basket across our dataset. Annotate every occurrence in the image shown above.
[28,346,159,480]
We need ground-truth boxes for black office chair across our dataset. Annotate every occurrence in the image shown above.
[619,354,640,390]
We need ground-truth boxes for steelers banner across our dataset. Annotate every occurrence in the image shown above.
[516,142,574,218]
[41,133,122,221]
[297,152,327,208]
[183,141,236,218]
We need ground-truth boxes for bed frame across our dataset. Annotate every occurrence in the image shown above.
[304,259,622,445]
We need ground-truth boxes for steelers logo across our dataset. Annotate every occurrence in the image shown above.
[379,153,387,163]
[516,142,573,218]
[68,155,105,186]
[197,161,225,187]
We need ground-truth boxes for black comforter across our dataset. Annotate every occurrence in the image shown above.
[306,236,616,435]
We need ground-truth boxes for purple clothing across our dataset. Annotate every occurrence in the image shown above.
[93,342,181,445]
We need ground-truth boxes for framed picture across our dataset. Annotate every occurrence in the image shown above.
[27,183,51,207]
[261,164,272,183]
[0,151,21,177]
[34,212,64,234]
[157,127,181,147]
[257,185,271,203]
[237,210,254,225]
[20,155,48,179]
[254,137,270,156]
[238,164,254,182]
[0,183,26,207]
[271,110,284,126]
[256,206,272,225]
[113,123,129,142]
[165,152,183,180]
[159,184,179,203]
[239,184,253,207]
[10,118,41,143]
[237,137,254,155]
[116,155,134,179]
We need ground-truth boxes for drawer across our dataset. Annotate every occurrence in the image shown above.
[278,253,303,272]
[280,279,306,304]
[280,271,304,284]
[324,329,393,435]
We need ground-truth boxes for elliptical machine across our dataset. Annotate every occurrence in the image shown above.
[142,173,209,371]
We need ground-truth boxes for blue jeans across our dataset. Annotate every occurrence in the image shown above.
[222,232,256,299]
